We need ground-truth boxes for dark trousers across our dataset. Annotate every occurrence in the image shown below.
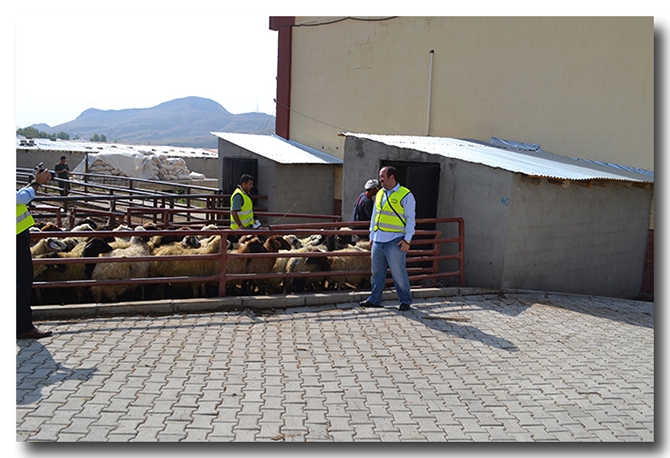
[58,179,69,196]
[17,230,34,335]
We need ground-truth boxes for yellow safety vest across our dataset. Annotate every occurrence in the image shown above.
[16,204,35,235]
[373,186,411,233]
[230,187,254,230]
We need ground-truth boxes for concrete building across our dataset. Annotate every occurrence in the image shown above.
[268,16,655,299]
[213,132,342,223]
[270,16,653,171]
[341,132,653,299]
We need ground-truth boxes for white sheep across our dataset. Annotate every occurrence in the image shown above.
[149,235,223,298]
[90,235,151,303]
[323,245,371,290]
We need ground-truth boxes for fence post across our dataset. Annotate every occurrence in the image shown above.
[219,233,228,297]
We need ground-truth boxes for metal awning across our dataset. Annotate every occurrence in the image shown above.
[340,132,653,184]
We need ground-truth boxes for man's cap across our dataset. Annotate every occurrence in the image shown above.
[365,179,380,190]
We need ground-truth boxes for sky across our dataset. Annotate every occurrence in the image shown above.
[13,14,279,128]
[6,2,667,132]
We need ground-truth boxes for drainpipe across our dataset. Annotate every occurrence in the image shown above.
[426,49,434,136]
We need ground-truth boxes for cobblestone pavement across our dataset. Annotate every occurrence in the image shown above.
[16,291,654,442]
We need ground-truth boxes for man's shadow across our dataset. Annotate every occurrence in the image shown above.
[397,305,520,352]
[16,340,97,405]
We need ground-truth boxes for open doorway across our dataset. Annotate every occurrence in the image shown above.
[380,161,440,231]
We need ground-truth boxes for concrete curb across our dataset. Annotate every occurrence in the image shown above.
[32,287,502,321]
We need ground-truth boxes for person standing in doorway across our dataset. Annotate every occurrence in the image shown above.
[54,156,70,196]
[17,168,54,339]
[230,174,258,230]
[359,165,416,311]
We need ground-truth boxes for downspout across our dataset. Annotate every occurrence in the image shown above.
[426,49,434,136]
[269,17,295,140]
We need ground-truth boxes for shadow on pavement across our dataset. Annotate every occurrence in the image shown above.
[16,340,98,405]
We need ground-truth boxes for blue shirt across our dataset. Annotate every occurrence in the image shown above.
[369,183,416,243]
[16,186,36,206]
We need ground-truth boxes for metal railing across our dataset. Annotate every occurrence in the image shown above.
[18,168,273,229]
[30,218,464,306]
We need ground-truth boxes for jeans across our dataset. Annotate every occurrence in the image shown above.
[367,237,412,306]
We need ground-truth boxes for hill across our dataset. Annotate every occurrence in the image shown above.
[34,96,275,148]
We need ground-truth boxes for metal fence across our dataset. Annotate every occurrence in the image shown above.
[30,218,464,305]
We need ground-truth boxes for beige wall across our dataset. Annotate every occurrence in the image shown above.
[289,17,654,171]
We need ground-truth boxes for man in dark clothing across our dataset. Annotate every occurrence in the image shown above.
[17,168,53,339]
[54,156,70,196]
[351,179,380,222]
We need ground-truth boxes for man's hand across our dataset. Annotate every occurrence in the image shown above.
[398,239,410,252]
[35,169,51,185]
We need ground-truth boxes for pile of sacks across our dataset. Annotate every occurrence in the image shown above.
[75,152,201,181]
[151,155,193,181]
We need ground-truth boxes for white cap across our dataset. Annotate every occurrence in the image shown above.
[365,179,380,190]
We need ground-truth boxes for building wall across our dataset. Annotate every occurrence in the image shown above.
[17,149,219,182]
[289,16,653,171]
[274,164,336,223]
[503,176,653,298]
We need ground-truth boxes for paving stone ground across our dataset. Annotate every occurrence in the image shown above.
[16,291,654,442]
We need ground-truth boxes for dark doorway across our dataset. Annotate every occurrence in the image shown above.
[224,159,258,194]
[380,161,440,231]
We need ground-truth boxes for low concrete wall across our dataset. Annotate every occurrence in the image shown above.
[17,149,219,181]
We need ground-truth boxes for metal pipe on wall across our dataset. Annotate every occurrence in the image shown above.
[426,50,435,136]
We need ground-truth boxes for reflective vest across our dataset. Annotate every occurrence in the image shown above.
[16,204,35,235]
[230,187,254,230]
[373,186,411,233]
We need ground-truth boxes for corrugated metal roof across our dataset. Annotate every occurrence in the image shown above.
[212,132,342,165]
[16,137,218,158]
[341,132,653,184]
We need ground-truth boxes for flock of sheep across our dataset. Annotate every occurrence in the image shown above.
[30,219,372,305]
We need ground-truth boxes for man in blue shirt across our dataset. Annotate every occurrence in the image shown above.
[17,168,53,339]
[359,166,416,311]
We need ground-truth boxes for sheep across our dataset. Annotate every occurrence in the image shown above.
[322,245,371,290]
[148,235,224,298]
[34,237,114,304]
[73,218,98,230]
[243,235,292,294]
[89,234,152,303]
[223,236,272,295]
[31,237,68,257]
[37,222,63,232]
[282,234,302,250]
[280,245,331,293]
[148,227,201,252]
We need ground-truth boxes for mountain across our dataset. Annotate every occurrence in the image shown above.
[35,96,275,148]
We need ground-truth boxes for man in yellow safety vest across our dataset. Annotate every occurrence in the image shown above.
[17,168,53,339]
[230,174,258,230]
[359,165,416,312]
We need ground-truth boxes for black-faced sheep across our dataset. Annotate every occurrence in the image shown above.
[35,237,114,304]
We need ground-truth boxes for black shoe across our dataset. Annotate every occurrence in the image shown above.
[399,304,411,311]
[17,327,53,340]
[359,300,382,308]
